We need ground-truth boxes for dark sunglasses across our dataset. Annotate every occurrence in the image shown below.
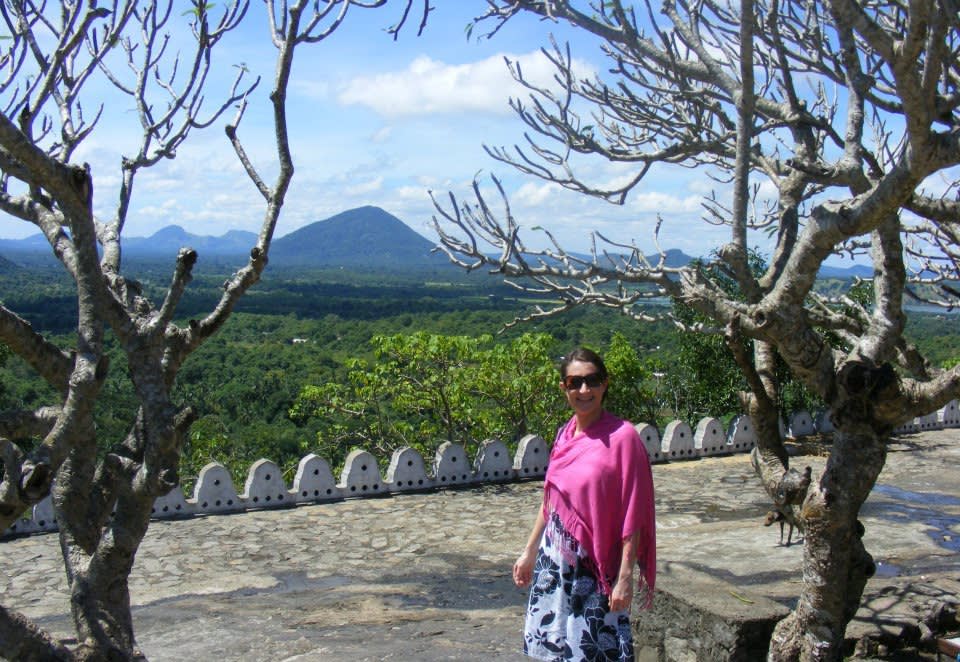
[563,373,605,390]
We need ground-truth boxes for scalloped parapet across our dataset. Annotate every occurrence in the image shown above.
[473,438,514,482]
[814,409,834,434]
[32,495,56,531]
[339,449,384,497]
[292,453,340,503]
[895,418,920,435]
[916,411,941,431]
[788,411,815,438]
[434,441,474,486]
[6,515,36,536]
[7,496,57,536]
[151,486,194,519]
[242,459,292,509]
[514,434,548,478]
[694,417,728,456]
[4,511,38,537]
[939,400,960,427]
[191,463,242,514]
[387,447,433,492]
[661,420,696,460]
[4,405,949,538]
[634,423,663,463]
[726,415,757,453]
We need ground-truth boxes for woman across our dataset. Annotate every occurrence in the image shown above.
[513,348,656,661]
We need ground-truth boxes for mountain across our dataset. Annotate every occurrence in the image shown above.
[0,233,50,254]
[123,225,258,256]
[818,263,873,279]
[637,248,698,278]
[651,248,699,268]
[0,253,20,274]
[0,226,259,261]
[269,206,442,268]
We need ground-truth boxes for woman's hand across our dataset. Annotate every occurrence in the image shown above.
[513,549,536,588]
[610,530,641,612]
[609,576,633,612]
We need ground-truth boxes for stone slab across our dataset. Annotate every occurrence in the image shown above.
[633,568,791,662]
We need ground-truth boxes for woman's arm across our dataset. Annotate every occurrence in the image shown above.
[609,530,642,612]
[512,501,546,588]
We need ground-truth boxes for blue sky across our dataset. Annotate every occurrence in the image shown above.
[0,3,749,259]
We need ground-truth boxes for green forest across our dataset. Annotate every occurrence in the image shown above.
[2,260,958,491]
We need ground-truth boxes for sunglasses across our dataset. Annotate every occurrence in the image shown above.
[563,373,605,390]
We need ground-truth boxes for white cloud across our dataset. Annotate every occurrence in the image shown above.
[415,174,445,187]
[370,125,393,143]
[135,199,179,223]
[625,190,702,214]
[337,51,596,118]
[513,181,563,207]
[687,172,726,196]
[290,79,332,101]
[395,184,434,200]
[755,178,779,202]
[344,176,384,196]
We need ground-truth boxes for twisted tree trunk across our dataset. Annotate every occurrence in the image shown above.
[65,496,153,660]
[769,426,884,660]
[769,361,893,661]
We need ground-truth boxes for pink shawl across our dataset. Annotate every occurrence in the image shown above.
[543,411,656,607]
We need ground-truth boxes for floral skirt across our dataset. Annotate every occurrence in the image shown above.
[522,512,634,662]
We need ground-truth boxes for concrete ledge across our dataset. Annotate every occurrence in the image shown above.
[633,568,790,662]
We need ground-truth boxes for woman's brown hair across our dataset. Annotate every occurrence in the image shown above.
[559,347,608,381]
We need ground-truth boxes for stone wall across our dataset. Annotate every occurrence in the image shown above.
[632,569,791,662]
[5,402,957,538]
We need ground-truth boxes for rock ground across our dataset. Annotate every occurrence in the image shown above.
[2,430,959,661]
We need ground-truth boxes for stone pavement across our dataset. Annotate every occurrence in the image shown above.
[2,430,959,661]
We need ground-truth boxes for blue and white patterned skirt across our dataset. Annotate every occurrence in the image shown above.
[522,512,634,662]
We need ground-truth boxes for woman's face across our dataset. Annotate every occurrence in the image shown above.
[561,360,607,420]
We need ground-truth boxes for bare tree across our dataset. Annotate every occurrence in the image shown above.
[433,1,960,659]
[0,0,426,659]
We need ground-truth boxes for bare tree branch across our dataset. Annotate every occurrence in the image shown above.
[0,304,72,393]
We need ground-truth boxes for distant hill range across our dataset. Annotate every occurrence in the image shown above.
[0,205,872,278]
[117,206,445,268]
[124,225,259,257]
[0,206,445,270]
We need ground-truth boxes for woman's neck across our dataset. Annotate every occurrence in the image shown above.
[574,409,604,435]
